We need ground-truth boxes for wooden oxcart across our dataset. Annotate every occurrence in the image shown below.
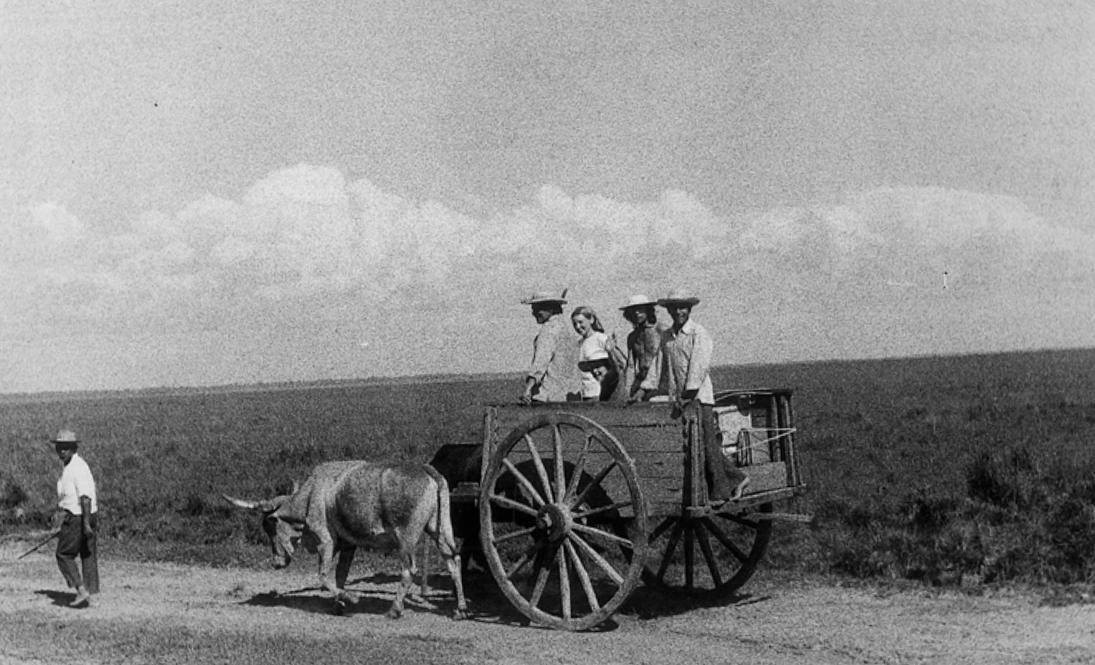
[440,388,806,631]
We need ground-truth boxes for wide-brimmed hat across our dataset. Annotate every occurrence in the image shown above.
[619,294,657,311]
[50,429,80,445]
[521,289,568,306]
[657,289,700,307]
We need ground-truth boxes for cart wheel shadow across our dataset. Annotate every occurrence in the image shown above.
[620,585,770,621]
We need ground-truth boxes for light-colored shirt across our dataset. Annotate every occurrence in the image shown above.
[577,331,611,399]
[640,318,715,404]
[527,314,578,402]
[57,453,97,514]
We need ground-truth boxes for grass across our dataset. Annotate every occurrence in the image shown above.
[2,349,1094,593]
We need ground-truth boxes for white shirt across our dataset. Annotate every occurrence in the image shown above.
[577,331,611,399]
[57,453,97,514]
[640,318,715,404]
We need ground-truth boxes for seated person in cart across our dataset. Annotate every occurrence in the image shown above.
[629,289,750,503]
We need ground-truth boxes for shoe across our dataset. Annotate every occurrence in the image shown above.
[70,587,91,608]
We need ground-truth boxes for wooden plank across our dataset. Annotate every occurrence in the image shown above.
[742,462,789,494]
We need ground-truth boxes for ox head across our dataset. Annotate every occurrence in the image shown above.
[224,483,308,569]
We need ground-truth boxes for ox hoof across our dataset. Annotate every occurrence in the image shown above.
[451,608,468,621]
[334,598,349,616]
[386,606,404,620]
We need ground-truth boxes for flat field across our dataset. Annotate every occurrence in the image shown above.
[2,349,1094,584]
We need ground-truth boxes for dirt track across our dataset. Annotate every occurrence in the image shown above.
[1,538,1093,665]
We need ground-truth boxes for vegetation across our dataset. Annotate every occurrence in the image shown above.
[2,349,1094,591]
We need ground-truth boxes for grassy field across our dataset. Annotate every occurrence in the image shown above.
[3,349,1094,588]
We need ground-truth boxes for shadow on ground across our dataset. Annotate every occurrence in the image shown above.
[239,566,769,630]
[34,589,86,609]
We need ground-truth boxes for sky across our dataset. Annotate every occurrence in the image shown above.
[2,0,1093,394]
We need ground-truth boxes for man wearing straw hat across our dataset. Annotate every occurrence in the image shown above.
[518,289,579,404]
[617,294,667,400]
[51,429,99,607]
[630,290,750,502]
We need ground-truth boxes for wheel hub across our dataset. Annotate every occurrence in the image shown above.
[536,503,573,542]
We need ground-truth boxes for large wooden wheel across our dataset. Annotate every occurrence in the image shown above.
[479,412,648,631]
[642,503,773,600]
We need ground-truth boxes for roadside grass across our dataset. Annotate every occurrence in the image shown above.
[2,349,1094,595]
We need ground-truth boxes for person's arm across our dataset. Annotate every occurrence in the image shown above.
[632,344,663,403]
[683,326,713,398]
[79,496,93,537]
[521,325,556,403]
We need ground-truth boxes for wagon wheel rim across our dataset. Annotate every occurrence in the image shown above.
[642,503,773,600]
[479,412,648,631]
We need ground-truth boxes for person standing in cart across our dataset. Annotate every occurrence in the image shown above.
[617,294,667,400]
[519,290,579,404]
[51,429,99,607]
[629,290,750,503]
[571,305,622,402]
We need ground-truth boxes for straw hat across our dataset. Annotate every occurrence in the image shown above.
[657,289,700,307]
[520,289,568,306]
[619,294,657,311]
[50,429,80,446]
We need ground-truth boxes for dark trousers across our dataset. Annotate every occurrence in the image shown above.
[56,511,99,594]
[697,403,749,501]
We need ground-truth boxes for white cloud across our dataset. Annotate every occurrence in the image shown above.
[2,169,1091,354]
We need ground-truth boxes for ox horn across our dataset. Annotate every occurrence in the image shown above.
[223,494,269,511]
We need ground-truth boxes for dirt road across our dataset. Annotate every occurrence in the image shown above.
[1,538,1092,665]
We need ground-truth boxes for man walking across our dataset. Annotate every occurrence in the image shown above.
[51,429,99,607]
[631,290,749,502]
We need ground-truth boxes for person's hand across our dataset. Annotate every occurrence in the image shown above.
[50,511,64,533]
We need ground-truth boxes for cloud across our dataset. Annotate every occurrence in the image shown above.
[1,167,1091,348]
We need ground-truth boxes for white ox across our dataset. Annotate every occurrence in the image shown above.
[225,461,468,620]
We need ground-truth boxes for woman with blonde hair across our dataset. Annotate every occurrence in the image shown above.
[570,306,623,401]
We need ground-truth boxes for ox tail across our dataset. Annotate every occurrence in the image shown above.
[422,463,454,551]
[421,462,468,616]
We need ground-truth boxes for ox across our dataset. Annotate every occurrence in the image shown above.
[225,461,467,620]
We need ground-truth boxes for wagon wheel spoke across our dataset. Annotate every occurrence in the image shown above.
[522,434,555,504]
[502,458,546,508]
[553,425,567,504]
[528,550,553,609]
[649,516,677,543]
[572,500,632,521]
[572,460,618,509]
[565,539,600,612]
[557,544,571,621]
[562,435,593,505]
[703,516,748,562]
[643,504,774,599]
[505,549,536,580]
[568,532,625,586]
[684,521,695,591]
[694,522,724,588]
[571,522,635,550]
[487,493,539,517]
[655,519,684,584]
[493,524,539,545]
